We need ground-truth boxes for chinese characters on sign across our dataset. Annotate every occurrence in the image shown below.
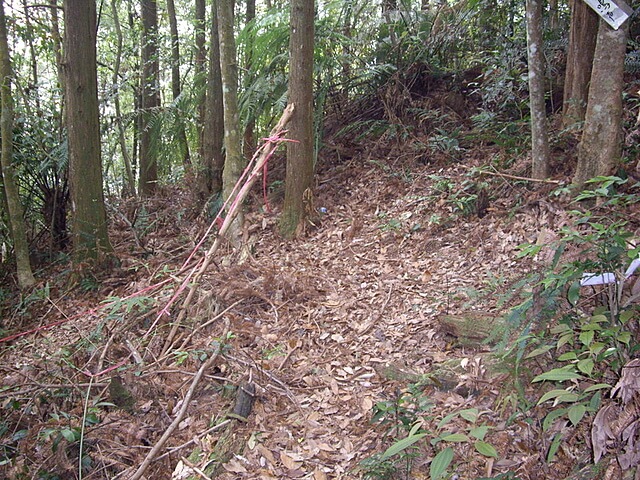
[582,0,633,30]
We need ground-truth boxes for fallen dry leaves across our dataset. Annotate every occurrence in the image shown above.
[0,127,623,479]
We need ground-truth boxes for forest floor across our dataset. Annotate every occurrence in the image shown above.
[1,75,639,480]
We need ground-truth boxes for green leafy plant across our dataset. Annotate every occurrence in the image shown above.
[501,177,640,463]
[363,384,499,479]
[427,407,498,478]
[103,293,156,320]
[428,128,462,157]
[361,384,434,478]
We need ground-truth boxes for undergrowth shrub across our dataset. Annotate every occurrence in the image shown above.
[501,176,640,463]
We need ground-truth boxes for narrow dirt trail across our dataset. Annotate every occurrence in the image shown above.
[198,150,562,478]
[0,143,570,479]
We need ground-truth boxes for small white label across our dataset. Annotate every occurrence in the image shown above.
[583,0,633,30]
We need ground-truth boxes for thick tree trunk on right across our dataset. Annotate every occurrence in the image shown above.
[574,20,629,188]
[0,0,35,288]
[525,0,549,179]
[562,0,598,128]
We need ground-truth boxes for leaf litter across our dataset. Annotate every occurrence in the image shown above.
[1,104,637,478]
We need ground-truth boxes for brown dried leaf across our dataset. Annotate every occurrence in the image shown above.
[592,404,619,463]
[279,451,301,470]
[612,359,640,404]
[222,457,248,473]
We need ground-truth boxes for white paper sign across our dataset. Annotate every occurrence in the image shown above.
[581,257,640,286]
[583,0,633,30]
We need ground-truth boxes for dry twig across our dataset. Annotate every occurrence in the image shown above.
[128,321,229,480]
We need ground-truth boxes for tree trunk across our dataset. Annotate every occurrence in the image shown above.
[111,0,136,196]
[243,0,256,161]
[127,0,140,182]
[201,0,225,196]
[217,0,244,241]
[574,20,629,188]
[195,0,206,161]
[63,0,114,267]
[22,0,41,114]
[139,0,160,196]
[525,0,550,179]
[562,0,598,128]
[48,0,70,253]
[0,0,35,288]
[50,0,64,100]
[548,0,559,32]
[167,0,191,170]
[280,0,315,237]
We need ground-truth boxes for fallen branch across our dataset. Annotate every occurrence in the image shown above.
[473,165,563,185]
[159,104,295,356]
[128,321,228,480]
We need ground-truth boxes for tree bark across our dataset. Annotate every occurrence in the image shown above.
[22,0,41,114]
[63,0,114,266]
[201,0,225,196]
[243,0,256,161]
[280,0,315,237]
[167,0,191,169]
[525,0,550,179]
[111,0,136,196]
[195,0,206,160]
[562,0,598,128]
[50,0,64,100]
[139,0,160,196]
[0,0,35,288]
[574,19,629,188]
[218,0,244,241]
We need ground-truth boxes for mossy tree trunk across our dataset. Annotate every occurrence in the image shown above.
[574,19,629,188]
[63,0,114,267]
[0,0,35,289]
[280,0,315,237]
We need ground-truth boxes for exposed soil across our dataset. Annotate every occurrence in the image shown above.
[1,73,639,480]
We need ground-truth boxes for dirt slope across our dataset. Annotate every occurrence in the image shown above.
[2,124,594,480]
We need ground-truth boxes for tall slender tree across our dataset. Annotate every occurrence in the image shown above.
[195,0,206,160]
[167,0,191,169]
[111,0,136,196]
[201,0,225,196]
[562,0,598,128]
[280,0,315,236]
[218,0,244,241]
[574,19,630,187]
[525,0,549,179]
[139,0,160,195]
[0,0,35,288]
[243,0,256,161]
[21,0,40,114]
[64,0,114,266]
[50,0,64,97]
